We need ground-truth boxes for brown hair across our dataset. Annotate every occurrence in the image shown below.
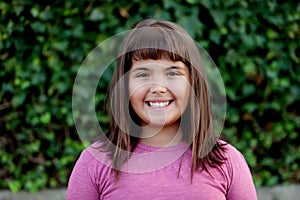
[105,19,227,181]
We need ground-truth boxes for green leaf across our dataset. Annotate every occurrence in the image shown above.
[40,112,51,124]
[8,180,22,193]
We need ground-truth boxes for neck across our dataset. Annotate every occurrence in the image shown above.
[139,123,183,147]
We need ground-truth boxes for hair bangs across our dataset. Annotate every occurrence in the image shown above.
[131,48,188,63]
[125,26,191,66]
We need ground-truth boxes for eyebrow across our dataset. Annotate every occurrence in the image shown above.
[130,67,150,72]
[165,66,185,71]
[130,65,185,72]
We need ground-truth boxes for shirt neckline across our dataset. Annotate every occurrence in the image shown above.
[136,141,190,152]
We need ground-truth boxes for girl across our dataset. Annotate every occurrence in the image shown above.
[67,19,257,200]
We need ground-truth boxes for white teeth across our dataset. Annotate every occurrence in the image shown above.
[149,101,169,108]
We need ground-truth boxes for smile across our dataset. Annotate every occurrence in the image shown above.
[146,101,173,108]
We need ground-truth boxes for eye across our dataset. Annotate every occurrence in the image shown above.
[136,73,149,78]
[167,71,181,76]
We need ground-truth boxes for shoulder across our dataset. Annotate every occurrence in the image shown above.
[219,140,246,162]
[69,141,114,189]
[217,140,252,182]
[218,142,257,199]
[67,141,113,199]
[70,140,114,183]
[77,141,113,169]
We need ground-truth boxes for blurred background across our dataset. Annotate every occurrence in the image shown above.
[0,0,299,194]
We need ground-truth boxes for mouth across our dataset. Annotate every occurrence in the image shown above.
[146,100,174,108]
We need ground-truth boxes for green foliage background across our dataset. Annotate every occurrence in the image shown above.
[1,0,299,192]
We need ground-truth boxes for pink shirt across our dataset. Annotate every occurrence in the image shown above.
[66,141,257,200]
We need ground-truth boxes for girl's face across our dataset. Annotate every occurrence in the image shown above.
[128,58,191,127]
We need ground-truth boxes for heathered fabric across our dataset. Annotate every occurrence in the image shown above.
[66,141,257,200]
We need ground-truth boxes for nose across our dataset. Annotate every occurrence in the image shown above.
[150,83,167,94]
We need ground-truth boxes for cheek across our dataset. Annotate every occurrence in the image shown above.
[181,86,191,106]
[169,82,190,98]
[128,81,145,98]
[129,87,147,107]
[169,83,191,111]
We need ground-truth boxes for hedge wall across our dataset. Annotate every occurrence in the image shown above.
[0,0,299,192]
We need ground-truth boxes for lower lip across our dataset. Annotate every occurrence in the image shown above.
[145,101,174,111]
